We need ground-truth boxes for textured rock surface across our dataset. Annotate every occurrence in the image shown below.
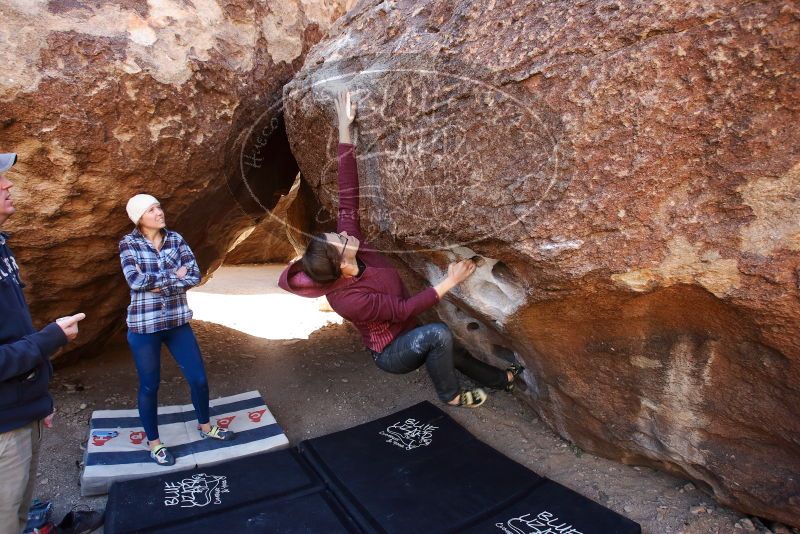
[224,180,301,265]
[224,217,296,264]
[0,0,350,355]
[283,0,800,525]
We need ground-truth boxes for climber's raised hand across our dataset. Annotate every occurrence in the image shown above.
[334,90,356,144]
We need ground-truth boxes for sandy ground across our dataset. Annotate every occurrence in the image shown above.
[36,265,794,533]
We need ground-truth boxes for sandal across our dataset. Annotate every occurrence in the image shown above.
[452,388,487,408]
[504,363,525,392]
[149,444,175,466]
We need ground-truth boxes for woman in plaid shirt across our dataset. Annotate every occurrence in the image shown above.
[119,195,235,466]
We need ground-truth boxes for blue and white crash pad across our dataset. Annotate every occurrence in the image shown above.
[80,390,288,496]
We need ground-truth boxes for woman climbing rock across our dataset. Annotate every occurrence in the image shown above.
[279,90,522,408]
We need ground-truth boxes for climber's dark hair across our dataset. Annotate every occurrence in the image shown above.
[301,232,342,283]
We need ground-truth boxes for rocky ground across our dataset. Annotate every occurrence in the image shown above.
[36,266,796,533]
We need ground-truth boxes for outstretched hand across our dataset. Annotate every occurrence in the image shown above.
[447,260,477,285]
[433,259,478,299]
[56,312,86,342]
[334,90,357,127]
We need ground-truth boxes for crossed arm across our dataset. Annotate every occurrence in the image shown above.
[119,237,200,294]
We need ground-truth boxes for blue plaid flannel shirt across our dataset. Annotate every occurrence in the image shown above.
[119,229,201,334]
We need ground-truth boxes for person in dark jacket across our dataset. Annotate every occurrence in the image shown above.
[278,91,523,408]
[0,152,85,534]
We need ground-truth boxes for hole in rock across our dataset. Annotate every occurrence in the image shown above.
[688,476,714,496]
[492,344,517,363]
[491,261,518,285]
[227,112,299,218]
[466,322,480,331]
[476,281,512,309]
[469,255,486,267]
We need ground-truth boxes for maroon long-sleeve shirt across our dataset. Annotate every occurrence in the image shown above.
[278,143,440,352]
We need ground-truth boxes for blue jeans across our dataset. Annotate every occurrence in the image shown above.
[127,323,209,441]
[373,323,508,403]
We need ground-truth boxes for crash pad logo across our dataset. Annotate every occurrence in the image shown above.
[215,415,236,429]
[91,430,118,447]
[248,409,267,423]
[494,511,583,534]
[379,418,438,451]
[163,473,229,508]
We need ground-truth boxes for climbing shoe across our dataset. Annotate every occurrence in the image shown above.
[199,425,236,441]
[24,499,53,533]
[149,444,175,466]
[504,363,526,392]
[454,388,487,408]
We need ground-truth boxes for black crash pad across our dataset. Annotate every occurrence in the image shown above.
[460,480,641,534]
[106,402,641,533]
[299,401,641,534]
[104,448,359,534]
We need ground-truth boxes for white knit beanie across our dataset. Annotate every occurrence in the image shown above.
[126,194,159,225]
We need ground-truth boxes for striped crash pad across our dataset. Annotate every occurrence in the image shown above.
[81,390,288,496]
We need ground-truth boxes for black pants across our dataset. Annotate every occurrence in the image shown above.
[372,323,508,402]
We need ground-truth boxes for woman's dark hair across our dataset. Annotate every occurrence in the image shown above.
[302,232,342,283]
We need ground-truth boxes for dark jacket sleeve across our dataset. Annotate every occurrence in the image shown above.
[0,322,66,382]
[333,287,439,324]
[337,143,364,241]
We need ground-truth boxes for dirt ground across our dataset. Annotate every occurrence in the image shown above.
[36,266,795,533]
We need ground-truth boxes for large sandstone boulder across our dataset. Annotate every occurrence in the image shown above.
[0,0,350,356]
[282,0,800,525]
